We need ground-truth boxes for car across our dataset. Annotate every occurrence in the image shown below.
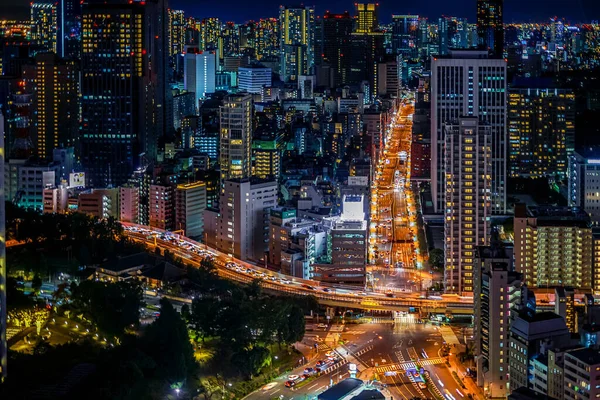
[325,351,335,357]
[287,375,300,381]
[262,382,277,391]
[418,383,427,389]
[285,380,296,388]
[413,371,420,377]
[317,323,327,329]
[386,292,395,298]
[322,288,331,292]
[303,367,316,375]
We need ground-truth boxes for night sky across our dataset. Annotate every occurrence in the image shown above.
[1,0,599,24]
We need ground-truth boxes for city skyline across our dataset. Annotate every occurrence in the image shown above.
[1,0,600,23]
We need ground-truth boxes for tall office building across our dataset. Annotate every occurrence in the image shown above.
[508,85,575,179]
[392,15,419,59]
[321,11,353,87]
[431,50,507,214]
[444,118,492,294]
[31,2,57,52]
[474,246,522,399]
[514,205,594,291]
[175,181,207,238]
[0,112,6,381]
[354,3,378,34]
[477,0,504,57]
[221,22,240,58]
[279,5,315,82]
[81,0,170,188]
[56,0,83,59]
[219,93,252,180]
[252,133,282,180]
[23,53,79,160]
[168,9,186,57]
[184,49,217,106]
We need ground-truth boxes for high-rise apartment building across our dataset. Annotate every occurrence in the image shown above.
[255,18,278,60]
[475,245,522,399]
[214,179,277,261]
[219,93,252,180]
[252,133,282,181]
[23,53,79,160]
[149,184,175,231]
[444,118,492,294]
[168,9,185,57]
[184,48,216,106]
[563,349,600,400]
[431,50,507,214]
[119,186,139,224]
[31,2,57,52]
[514,205,594,291]
[321,11,353,87]
[569,147,600,225]
[508,85,575,179]
[477,0,504,57]
[81,0,170,188]
[199,17,221,50]
[279,5,315,82]
[175,181,206,238]
[354,3,378,34]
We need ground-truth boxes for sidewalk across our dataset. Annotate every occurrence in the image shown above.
[447,353,484,399]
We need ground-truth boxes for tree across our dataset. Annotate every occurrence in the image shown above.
[191,296,221,343]
[143,298,196,382]
[232,346,270,379]
[70,280,142,336]
[180,304,190,323]
[429,248,444,269]
[31,275,42,294]
[285,306,305,345]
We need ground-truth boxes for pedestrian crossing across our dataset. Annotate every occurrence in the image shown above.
[317,343,332,352]
[376,357,445,373]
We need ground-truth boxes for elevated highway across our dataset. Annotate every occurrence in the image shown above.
[122,223,474,317]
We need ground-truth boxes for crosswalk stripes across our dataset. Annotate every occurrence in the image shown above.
[317,343,331,352]
[375,358,445,374]
[321,360,348,375]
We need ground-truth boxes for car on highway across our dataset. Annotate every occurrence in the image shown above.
[303,367,316,375]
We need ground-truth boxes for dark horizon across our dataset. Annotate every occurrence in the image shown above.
[1,0,599,24]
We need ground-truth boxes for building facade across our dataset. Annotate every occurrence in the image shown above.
[514,205,594,291]
[431,50,507,215]
[279,6,315,82]
[219,94,253,180]
[175,181,206,238]
[444,118,492,294]
[238,66,272,94]
[508,86,575,179]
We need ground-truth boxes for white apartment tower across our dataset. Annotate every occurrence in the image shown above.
[444,117,492,294]
[215,179,277,261]
[220,94,253,180]
[431,50,507,215]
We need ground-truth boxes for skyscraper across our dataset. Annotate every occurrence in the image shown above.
[477,0,504,57]
[392,15,419,59]
[56,0,82,59]
[23,53,79,160]
[31,2,57,52]
[81,0,169,188]
[184,48,217,106]
[321,11,353,87]
[354,3,378,34]
[444,117,492,294]
[219,93,252,180]
[168,9,185,57]
[279,5,315,82]
[508,85,575,179]
[431,50,507,214]
[474,245,522,399]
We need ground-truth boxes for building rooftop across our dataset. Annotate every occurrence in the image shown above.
[566,347,600,366]
[350,389,386,400]
[318,378,363,400]
[511,311,569,340]
[516,205,591,227]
